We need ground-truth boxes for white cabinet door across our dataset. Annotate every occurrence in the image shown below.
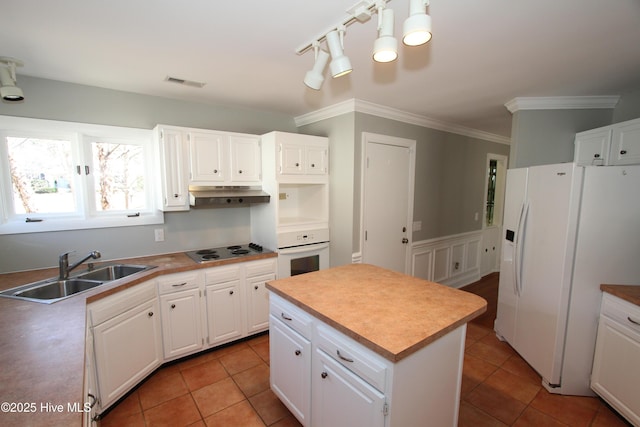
[279,142,305,175]
[611,119,640,165]
[160,288,203,359]
[230,135,261,183]
[156,126,190,211]
[205,280,243,345]
[270,317,311,426]
[591,295,640,425]
[306,145,328,175]
[312,348,386,427]
[574,128,611,166]
[189,131,226,184]
[245,273,273,334]
[93,298,162,409]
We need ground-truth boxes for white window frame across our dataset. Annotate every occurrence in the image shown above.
[0,116,163,234]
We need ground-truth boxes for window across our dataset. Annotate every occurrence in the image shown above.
[482,154,507,228]
[0,116,162,234]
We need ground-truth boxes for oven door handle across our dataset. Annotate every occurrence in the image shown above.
[278,242,329,255]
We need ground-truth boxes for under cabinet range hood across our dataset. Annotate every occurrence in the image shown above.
[189,187,270,208]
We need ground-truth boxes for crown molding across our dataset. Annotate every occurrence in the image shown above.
[295,98,511,145]
[505,96,620,113]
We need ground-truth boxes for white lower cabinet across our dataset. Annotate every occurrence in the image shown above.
[157,270,204,360]
[89,281,162,412]
[269,293,467,427]
[205,274,243,345]
[591,293,640,426]
[246,272,274,334]
[270,316,311,425]
[312,348,385,427]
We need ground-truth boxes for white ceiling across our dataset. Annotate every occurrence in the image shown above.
[2,0,640,138]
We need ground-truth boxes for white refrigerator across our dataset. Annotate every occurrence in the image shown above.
[494,162,640,396]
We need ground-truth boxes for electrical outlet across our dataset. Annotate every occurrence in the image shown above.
[154,228,165,242]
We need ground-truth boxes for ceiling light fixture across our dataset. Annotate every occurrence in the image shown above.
[0,57,25,102]
[326,27,352,78]
[403,0,432,46]
[304,43,330,90]
[373,6,398,63]
[297,0,433,89]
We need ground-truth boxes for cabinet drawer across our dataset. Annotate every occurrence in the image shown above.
[157,270,201,294]
[204,265,241,284]
[270,294,313,339]
[90,280,157,326]
[316,324,387,392]
[601,293,640,334]
[246,258,277,278]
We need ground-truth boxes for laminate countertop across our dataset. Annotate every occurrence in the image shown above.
[601,284,640,306]
[0,251,276,427]
[265,264,487,363]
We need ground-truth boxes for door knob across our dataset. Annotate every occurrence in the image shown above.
[402,238,409,244]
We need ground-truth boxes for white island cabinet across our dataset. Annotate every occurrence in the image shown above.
[267,264,486,427]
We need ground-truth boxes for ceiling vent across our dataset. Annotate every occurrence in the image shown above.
[164,76,206,88]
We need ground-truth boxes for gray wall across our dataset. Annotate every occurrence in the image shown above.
[0,77,297,273]
[300,112,510,267]
[509,88,640,168]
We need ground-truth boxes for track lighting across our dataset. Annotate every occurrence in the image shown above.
[297,0,434,89]
[0,57,25,102]
[403,0,432,46]
[304,44,330,90]
[326,28,352,78]
[373,7,398,63]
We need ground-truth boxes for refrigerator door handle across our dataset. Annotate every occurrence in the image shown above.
[514,201,530,296]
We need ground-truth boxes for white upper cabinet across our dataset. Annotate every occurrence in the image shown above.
[189,130,261,186]
[155,125,190,211]
[262,131,328,182]
[575,118,640,166]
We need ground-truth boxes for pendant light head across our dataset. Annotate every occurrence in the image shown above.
[403,0,432,46]
[0,57,25,102]
[373,7,398,63]
[326,29,352,78]
[304,44,330,90]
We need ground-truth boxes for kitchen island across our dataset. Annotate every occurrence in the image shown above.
[266,263,487,427]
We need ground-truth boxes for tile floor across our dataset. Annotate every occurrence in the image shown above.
[100,273,631,426]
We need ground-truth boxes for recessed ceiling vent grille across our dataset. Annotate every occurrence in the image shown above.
[164,76,206,88]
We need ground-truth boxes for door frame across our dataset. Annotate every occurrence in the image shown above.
[359,132,416,273]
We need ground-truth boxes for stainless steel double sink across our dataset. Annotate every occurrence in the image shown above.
[0,264,155,304]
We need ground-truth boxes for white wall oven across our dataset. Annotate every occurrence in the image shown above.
[276,229,329,278]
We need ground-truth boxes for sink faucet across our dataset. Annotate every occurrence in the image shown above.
[59,250,101,280]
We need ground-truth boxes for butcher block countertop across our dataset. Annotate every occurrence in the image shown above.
[601,284,640,306]
[0,251,276,427]
[266,264,487,362]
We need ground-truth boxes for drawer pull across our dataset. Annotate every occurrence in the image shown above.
[337,349,354,363]
[172,282,187,287]
[628,316,640,326]
[295,349,301,356]
[321,371,328,379]
[281,313,293,321]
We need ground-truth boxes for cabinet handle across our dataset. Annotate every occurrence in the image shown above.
[229,290,234,295]
[87,393,98,409]
[295,349,301,356]
[254,285,259,290]
[281,313,293,321]
[620,150,627,155]
[295,162,300,167]
[148,312,154,317]
[336,350,354,363]
[628,316,640,326]
[593,154,600,158]
[214,169,218,173]
[173,193,179,198]
[311,163,315,168]
[171,304,176,309]
[321,371,328,379]
[238,169,243,174]
[172,282,187,288]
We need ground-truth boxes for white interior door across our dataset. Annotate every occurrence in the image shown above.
[361,133,415,273]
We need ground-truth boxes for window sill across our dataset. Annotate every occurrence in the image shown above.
[0,212,164,235]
